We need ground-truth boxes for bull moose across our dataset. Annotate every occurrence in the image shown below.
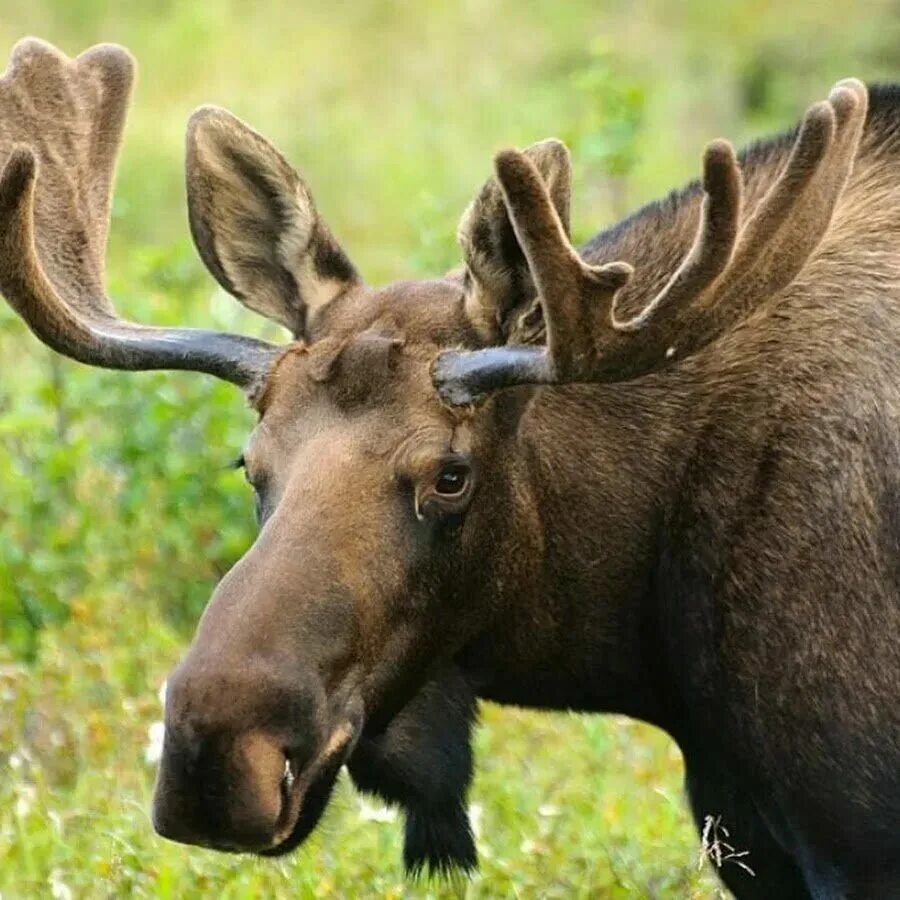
[1,37,898,899]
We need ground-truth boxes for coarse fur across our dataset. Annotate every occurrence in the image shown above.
[0,39,898,899]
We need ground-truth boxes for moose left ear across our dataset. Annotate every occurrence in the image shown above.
[186,107,360,338]
[457,138,571,342]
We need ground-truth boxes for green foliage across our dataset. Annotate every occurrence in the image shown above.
[0,242,257,657]
[563,41,646,180]
[1,0,898,895]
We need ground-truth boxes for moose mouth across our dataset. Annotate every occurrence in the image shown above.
[260,719,361,857]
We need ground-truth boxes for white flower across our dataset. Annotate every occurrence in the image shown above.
[48,870,72,900]
[538,803,561,818]
[357,798,397,823]
[520,838,540,855]
[468,802,483,840]
[144,721,166,766]
[469,803,492,859]
[15,784,35,818]
[48,810,63,836]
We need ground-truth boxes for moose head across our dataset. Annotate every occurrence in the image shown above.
[0,38,869,873]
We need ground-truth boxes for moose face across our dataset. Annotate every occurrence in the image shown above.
[153,281,511,854]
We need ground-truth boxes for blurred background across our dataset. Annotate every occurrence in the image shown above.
[1,1,898,896]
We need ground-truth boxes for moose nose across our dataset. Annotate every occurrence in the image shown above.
[151,661,317,852]
[153,728,293,851]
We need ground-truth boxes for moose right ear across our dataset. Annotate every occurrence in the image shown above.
[186,107,360,338]
[457,139,571,342]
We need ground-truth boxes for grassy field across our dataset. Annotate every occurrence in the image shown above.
[1,1,898,896]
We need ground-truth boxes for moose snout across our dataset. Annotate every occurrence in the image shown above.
[153,727,292,851]
[151,659,321,853]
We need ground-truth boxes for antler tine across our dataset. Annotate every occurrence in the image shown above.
[76,43,137,270]
[492,150,634,379]
[611,138,742,333]
[0,39,281,392]
[708,99,836,306]
[682,78,867,348]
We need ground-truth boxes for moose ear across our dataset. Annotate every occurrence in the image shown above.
[186,107,360,338]
[457,138,571,342]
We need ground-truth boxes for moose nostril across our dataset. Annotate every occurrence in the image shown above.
[282,756,296,793]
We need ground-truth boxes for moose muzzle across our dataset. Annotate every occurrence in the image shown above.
[150,497,369,854]
[152,651,363,853]
[150,535,365,854]
[153,721,295,852]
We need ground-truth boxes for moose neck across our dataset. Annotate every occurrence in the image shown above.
[458,374,691,734]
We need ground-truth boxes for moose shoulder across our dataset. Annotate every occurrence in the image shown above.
[1,39,898,899]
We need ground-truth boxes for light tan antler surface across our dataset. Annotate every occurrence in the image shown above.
[0,38,279,389]
[0,38,132,314]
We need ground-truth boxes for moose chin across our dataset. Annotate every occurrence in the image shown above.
[1,36,899,899]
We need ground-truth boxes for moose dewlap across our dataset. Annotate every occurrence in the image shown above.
[0,37,898,899]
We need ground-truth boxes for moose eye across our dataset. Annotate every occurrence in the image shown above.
[434,463,469,496]
[413,458,475,522]
[233,455,253,486]
[234,455,259,489]
[233,454,269,524]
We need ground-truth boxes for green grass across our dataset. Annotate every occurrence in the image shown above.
[0,607,715,898]
[1,0,899,895]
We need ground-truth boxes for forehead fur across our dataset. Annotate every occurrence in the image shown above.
[311,278,476,346]
[254,277,482,416]
[256,340,472,438]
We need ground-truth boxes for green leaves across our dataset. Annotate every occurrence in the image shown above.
[565,41,647,181]
[0,241,257,658]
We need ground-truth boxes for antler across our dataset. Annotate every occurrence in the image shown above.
[433,79,868,405]
[0,39,280,390]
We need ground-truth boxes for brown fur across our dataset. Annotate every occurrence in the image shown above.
[1,39,898,897]
[186,106,360,337]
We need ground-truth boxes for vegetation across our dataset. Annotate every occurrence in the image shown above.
[1,1,898,895]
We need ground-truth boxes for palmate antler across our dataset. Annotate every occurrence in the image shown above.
[432,79,868,405]
[0,39,280,391]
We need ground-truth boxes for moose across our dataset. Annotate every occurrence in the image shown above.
[1,38,898,899]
